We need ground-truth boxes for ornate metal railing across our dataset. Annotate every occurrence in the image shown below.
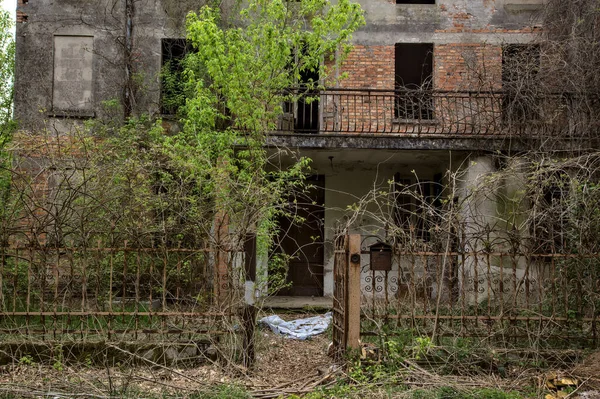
[278,88,600,137]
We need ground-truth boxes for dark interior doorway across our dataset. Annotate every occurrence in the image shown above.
[394,43,434,120]
[294,67,320,133]
[275,175,325,296]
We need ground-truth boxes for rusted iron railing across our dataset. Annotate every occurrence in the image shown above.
[359,250,600,349]
[279,88,600,137]
[333,234,600,355]
[0,243,234,342]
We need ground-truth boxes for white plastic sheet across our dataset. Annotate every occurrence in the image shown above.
[259,312,332,340]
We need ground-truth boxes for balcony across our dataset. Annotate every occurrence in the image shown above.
[276,88,600,138]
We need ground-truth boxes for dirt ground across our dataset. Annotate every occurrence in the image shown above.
[0,312,336,397]
[0,311,600,398]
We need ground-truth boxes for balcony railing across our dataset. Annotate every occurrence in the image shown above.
[277,88,600,137]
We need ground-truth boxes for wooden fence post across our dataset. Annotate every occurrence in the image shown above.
[346,234,361,351]
[214,211,229,305]
[241,233,257,368]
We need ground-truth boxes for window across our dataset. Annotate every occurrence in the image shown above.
[280,46,320,133]
[396,0,435,4]
[393,174,443,243]
[530,172,569,255]
[502,44,540,123]
[394,43,434,120]
[52,36,94,115]
[294,66,320,133]
[161,38,191,115]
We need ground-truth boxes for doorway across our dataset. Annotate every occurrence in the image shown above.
[275,175,325,296]
[294,66,320,133]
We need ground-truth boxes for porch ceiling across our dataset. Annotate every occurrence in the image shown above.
[266,147,462,170]
[266,133,530,152]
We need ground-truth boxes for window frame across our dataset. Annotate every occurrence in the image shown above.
[394,42,435,122]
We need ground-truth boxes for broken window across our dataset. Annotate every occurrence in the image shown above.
[160,38,191,115]
[393,174,443,244]
[52,36,94,115]
[280,46,320,133]
[394,43,434,120]
[502,44,541,124]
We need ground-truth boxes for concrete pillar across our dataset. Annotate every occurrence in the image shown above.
[461,155,497,249]
[459,154,497,304]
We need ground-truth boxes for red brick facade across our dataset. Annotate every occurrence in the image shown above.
[337,45,395,90]
[335,43,502,92]
[16,0,27,23]
[435,44,502,91]
[319,43,505,135]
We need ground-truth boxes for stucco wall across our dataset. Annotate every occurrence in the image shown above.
[14,0,544,129]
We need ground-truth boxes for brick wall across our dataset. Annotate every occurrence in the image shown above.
[335,43,503,92]
[320,43,505,135]
[16,0,27,23]
[435,43,502,91]
[336,45,395,90]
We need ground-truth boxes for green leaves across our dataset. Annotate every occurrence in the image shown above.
[182,0,364,138]
[0,10,15,228]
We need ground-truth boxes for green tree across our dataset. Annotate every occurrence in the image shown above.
[0,9,15,237]
[162,0,364,287]
[0,10,14,147]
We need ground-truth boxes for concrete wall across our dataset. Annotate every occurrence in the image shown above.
[14,0,545,129]
[14,0,210,130]
[306,148,464,296]
[353,0,543,45]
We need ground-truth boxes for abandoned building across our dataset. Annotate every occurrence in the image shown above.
[13,0,570,304]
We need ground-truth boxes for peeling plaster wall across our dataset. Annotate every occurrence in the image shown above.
[14,0,213,130]
[14,0,545,130]
[305,149,466,296]
[353,0,543,46]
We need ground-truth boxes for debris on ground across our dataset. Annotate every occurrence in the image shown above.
[544,372,580,399]
[258,312,332,340]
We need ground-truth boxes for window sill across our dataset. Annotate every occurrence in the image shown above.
[159,113,180,121]
[48,110,96,119]
[392,118,438,125]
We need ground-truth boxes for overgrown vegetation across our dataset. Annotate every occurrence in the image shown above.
[0,0,364,371]
[0,9,14,241]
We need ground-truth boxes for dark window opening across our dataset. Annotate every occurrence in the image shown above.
[531,173,569,255]
[396,0,435,4]
[294,67,320,133]
[161,38,191,115]
[281,46,320,134]
[393,174,442,243]
[502,44,541,123]
[394,43,434,120]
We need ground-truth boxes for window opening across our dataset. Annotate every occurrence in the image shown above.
[294,67,320,133]
[161,38,191,115]
[394,43,434,120]
[393,174,442,243]
[281,46,320,134]
[502,44,541,123]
